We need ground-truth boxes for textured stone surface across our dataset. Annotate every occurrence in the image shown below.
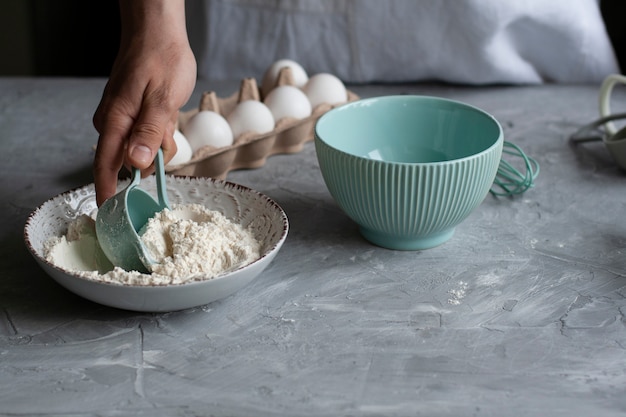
[2,78,626,416]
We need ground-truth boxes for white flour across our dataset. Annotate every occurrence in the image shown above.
[44,204,261,286]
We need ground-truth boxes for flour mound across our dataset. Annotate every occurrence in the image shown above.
[43,203,261,286]
[44,214,114,274]
[140,204,261,280]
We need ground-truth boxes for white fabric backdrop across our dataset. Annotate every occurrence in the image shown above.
[186,0,619,84]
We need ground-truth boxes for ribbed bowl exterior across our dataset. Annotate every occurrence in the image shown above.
[315,135,502,247]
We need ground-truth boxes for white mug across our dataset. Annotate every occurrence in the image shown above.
[599,74,626,169]
[600,74,626,136]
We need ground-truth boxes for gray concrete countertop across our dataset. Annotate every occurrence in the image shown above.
[1,78,626,416]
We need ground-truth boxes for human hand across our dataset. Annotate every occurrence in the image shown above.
[93,0,196,206]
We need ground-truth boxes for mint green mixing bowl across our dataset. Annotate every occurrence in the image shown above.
[314,95,503,250]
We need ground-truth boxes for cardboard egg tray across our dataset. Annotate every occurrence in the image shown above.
[168,71,359,179]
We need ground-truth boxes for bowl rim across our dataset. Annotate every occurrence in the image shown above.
[23,175,290,289]
[314,94,503,165]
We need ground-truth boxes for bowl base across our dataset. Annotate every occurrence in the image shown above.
[359,227,455,251]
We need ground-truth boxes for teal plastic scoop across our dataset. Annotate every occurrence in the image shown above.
[96,149,170,273]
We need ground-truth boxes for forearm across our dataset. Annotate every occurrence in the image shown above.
[118,0,188,49]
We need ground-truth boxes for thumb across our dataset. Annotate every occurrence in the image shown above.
[127,110,170,169]
[128,142,156,169]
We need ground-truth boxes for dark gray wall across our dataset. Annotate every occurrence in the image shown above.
[0,0,120,76]
[601,0,626,73]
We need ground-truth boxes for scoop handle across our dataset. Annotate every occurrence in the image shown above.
[154,148,171,209]
[130,165,142,187]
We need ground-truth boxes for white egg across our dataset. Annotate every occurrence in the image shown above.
[227,100,275,139]
[302,73,348,108]
[261,59,309,97]
[263,85,312,122]
[168,129,193,166]
[183,110,234,153]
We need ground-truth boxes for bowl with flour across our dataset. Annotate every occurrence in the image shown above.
[24,176,289,312]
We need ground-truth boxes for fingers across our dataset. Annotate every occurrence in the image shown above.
[93,86,182,205]
[93,127,127,207]
[93,93,130,205]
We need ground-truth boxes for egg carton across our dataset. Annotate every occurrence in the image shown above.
[168,70,359,179]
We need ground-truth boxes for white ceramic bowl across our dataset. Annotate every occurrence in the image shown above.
[24,176,289,312]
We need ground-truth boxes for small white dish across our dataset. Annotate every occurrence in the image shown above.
[24,176,289,312]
